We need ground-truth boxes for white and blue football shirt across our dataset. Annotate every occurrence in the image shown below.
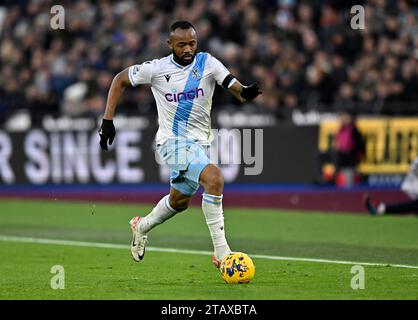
[128,52,235,145]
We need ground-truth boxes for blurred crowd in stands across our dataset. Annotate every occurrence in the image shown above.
[1,0,418,124]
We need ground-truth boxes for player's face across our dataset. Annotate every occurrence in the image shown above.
[168,28,198,65]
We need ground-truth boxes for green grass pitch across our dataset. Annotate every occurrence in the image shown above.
[0,199,417,299]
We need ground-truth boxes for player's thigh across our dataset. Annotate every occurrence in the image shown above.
[169,187,193,211]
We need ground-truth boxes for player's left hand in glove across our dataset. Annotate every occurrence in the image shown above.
[99,119,115,151]
[241,83,262,101]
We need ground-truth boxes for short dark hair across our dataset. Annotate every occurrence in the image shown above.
[170,20,195,33]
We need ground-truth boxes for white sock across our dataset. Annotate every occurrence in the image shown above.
[202,193,231,260]
[139,195,177,234]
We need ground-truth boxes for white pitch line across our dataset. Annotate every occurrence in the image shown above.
[1,235,418,270]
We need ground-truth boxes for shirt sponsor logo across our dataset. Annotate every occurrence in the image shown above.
[165,87,204,102]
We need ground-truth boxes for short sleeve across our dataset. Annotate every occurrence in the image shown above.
[210,55,232,86]
[128,61,153,86]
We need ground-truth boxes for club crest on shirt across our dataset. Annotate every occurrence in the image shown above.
[191,68,202,80]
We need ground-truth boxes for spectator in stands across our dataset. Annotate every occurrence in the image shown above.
[1,0,418,121]
[316,109,365,186]
[334,110,365,178]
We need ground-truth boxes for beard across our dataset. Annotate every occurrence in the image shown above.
[173,51,195,66]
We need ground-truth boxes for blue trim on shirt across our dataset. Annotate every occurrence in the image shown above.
[172,52,208,137]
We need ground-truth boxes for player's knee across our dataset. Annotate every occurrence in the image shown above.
[203,169,224,194]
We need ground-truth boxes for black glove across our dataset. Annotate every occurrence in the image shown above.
[241,83,262,101]
[99,119,116,151]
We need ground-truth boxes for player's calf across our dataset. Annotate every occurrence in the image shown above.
[168,192,192,212]
[139,195,178,234]
[200,165,224,196]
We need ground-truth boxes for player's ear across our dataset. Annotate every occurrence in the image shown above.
[167,38,173,50]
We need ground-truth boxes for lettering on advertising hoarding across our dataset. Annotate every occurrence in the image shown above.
[319,118,418,174]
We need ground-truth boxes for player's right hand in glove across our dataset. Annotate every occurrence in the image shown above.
[99,119,115,151]
[241,83,262,101]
